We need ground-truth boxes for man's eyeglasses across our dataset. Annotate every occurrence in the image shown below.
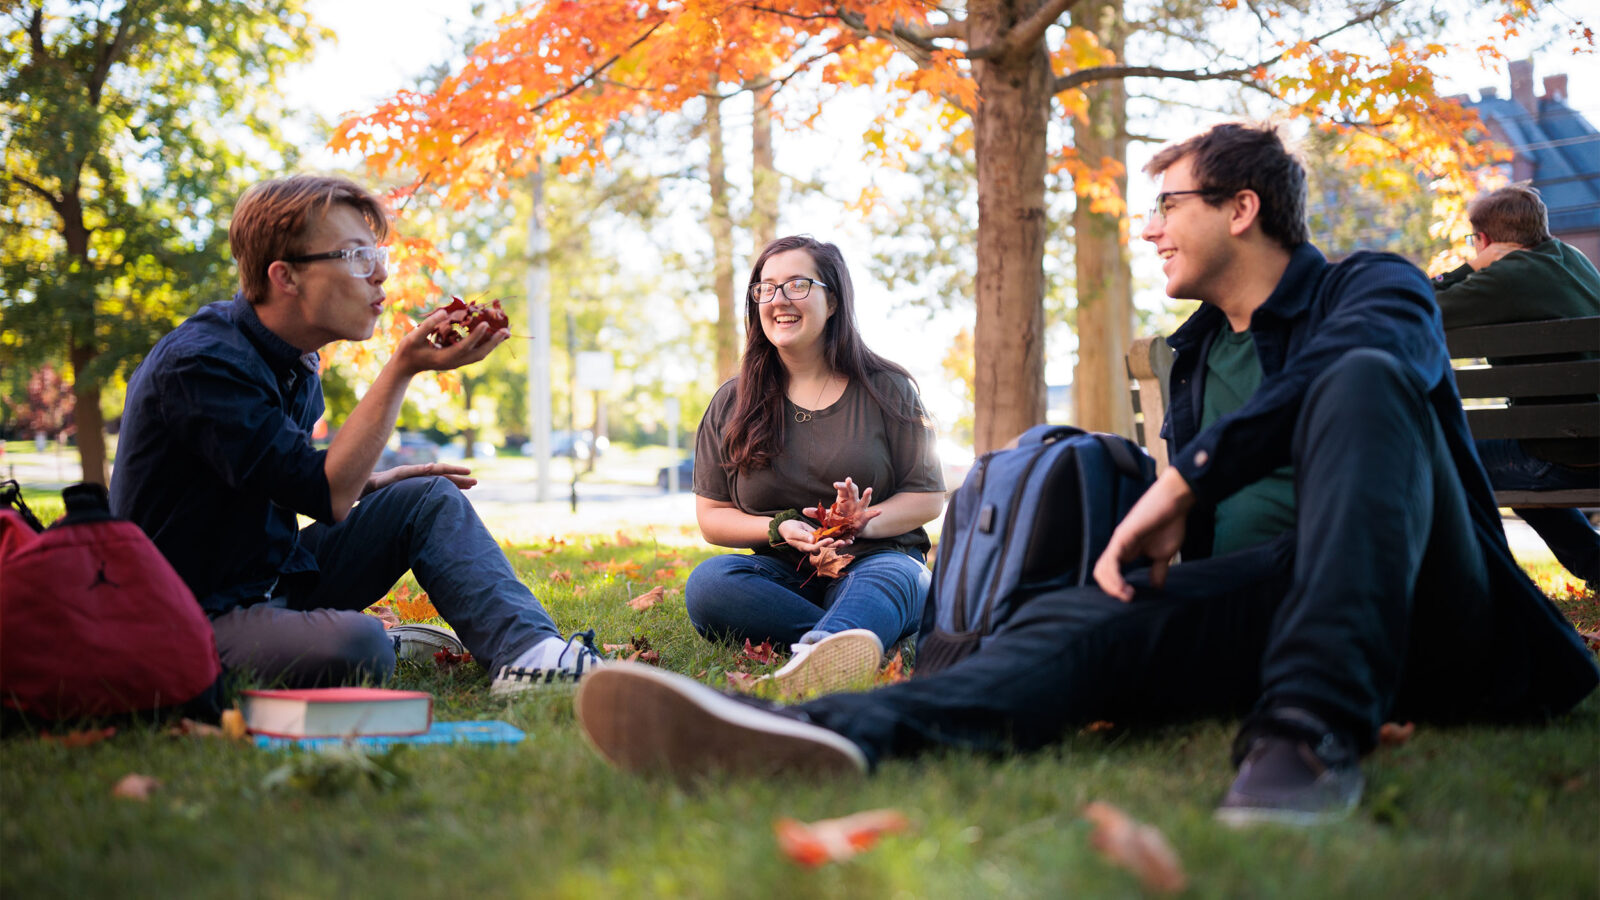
[282,246,389,279]
[1147,189,1228,225]
[748,276,830,304]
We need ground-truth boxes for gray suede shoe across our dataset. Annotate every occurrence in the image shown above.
[1216,720,1363,827]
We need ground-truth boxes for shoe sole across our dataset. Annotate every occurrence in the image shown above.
[766,629,883,699]
[1213,801,1357,828]
[390,624,466,662]
[575,663,868,780]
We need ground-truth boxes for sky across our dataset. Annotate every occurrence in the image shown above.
[281,0,1600,439]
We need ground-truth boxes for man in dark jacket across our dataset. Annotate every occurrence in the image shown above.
[113,175,602,693]
[1431,184,1599,587]
[572,124,1598,826]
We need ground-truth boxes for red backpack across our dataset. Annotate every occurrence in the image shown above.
[0,481,223,721]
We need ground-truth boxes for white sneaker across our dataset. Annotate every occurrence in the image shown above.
[575,662,868,780]
[758,629,884,699]
[490,629,605,697]
[390,623,466,662]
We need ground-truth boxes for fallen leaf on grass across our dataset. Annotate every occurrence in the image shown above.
[613,530,638,547]
[368,604,402,628]
[433,648,474,671]
[603,637,660,664]
[41,726,116,748]
[167,717,247,741]
[519,547,556,559]
[1083,801,1187,894]
[548,569,573,583]
[725,671,759,690]
[1083,720,1116,733]
[1579,630,1600,653]
[774,808,911,867]
[876,650,909,685]
[221,709,249,741]
[1378,721,1416,746]
[652,567,680,582]
[390,584,439,622]
[628,585,667,611]
[112,773,162,801]
[743,639,778,665]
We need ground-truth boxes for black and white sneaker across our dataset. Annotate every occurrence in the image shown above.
[390,623,466,662]
[575,662,868,780]
[490,629,604,696]
[1215,710,1364,827]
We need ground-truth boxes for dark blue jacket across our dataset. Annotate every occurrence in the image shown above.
[1162,243,1597,717]
[112,297,334,614]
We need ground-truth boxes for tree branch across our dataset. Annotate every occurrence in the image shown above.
[5,172,67,218]
[86,0,138,106]
[967,0,1077,62]
[1052,0,1407,93]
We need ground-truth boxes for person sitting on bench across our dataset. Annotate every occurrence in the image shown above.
[570,123,1598,827]
[1431,183,1600,589]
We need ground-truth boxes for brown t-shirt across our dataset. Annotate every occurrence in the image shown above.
[694,370,945,565]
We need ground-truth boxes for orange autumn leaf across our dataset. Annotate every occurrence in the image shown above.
[653,567,680,582]
[1083,801,1187,894]
[774,809,911,867]
[41,726,116,748]
[725,670,759,691]
[811,546,855,579]
[628,585,667,611]
[613,530,638,547]
[393,590,440,623]
[112,773,162,801]
[876,649,909,685]
[1379,721,1416,747]
[1083,720,1116,733]
[221,709,249,741]
[812,495,866,541]
[548,569,573,583]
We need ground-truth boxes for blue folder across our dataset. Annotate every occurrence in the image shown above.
[254,719,525,751]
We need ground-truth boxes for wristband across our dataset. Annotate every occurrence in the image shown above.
[768,509,803,544]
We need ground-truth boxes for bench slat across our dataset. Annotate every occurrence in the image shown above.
[1454,359,1600,399]
[1492,489,1600,508]
[1464,404,1600,439]
[1446,316,1600,358]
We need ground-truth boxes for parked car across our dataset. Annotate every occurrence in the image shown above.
[379,432,440,470]
[658,454,694,492]
[520,430,608,461]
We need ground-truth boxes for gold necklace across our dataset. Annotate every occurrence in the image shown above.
[794,373,831,423]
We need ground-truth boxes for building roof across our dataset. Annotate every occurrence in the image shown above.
[1464,64,1600,236]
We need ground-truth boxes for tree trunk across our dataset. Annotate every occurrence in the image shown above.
[60,192,108,485]
[751,83,779,249]
[969,0,1052,453]
[707,92,739,383]
[1070,0,1134,437]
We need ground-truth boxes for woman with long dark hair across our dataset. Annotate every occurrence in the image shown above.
[687,235,945,696]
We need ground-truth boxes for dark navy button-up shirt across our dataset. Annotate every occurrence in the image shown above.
[111,296,334,615]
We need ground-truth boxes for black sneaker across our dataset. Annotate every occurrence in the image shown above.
[1215,712,1363,827]
[574,662,868,780]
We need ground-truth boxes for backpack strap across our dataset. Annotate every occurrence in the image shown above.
[1016,424,1085,447]
[0,479,44,533]
[1092,433,1148,481]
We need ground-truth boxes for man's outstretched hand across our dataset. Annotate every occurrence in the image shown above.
[363,463,477,497]
[393,308,507,375]
[1092,467,1196,601]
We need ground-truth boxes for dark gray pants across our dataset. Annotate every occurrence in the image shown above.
[211,476,561,687]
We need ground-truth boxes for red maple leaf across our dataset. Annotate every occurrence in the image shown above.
[425,296,510,347]
[812,496,866,541]
[742,639,779,665]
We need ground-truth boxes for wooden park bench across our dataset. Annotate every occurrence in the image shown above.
[1126,316,1600,509]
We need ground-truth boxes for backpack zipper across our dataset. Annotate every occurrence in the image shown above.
[976,443,1053,635]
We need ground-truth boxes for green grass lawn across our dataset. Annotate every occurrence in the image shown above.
[2,529,1596,898]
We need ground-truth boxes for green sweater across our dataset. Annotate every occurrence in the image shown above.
[1432,238,1599,327]
[1432,238,1599,466]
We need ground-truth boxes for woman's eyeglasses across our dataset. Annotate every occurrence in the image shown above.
[749,277,830,304]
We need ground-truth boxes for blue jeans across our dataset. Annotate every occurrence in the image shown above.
[796,350,1508,765]
[1474,438,1598,585]
[210,476,561,686]
[686,550,929,649]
